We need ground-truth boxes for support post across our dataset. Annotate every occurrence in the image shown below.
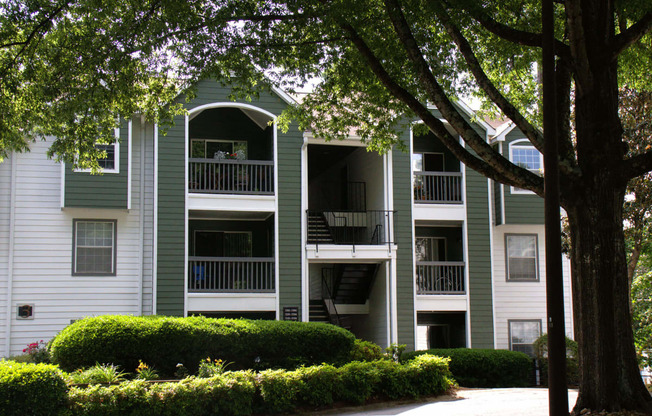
[542,0,568,415]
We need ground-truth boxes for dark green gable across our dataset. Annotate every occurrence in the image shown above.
[155,80,303,318]
[64,123,129,209]
[501,128,544,225]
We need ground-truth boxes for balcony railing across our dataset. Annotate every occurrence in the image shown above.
[307,210,395,249]
[188,159,274,194]
[188,257,275,293]
[413,172,463,204]
[416,261,465,294]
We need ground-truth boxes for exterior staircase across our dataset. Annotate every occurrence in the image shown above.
[308,299,330,323]
[307,213,333,244]
[332,264,379,304]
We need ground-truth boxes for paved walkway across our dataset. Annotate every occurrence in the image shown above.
[304,388,579,416]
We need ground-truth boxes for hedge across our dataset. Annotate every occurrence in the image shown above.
[533,334,580,386]
[50,316,356,375]
[64,355,454,415]
[402,348,532,387]
[0,361,68,416]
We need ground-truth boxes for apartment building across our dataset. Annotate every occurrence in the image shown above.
[0,79,573,357]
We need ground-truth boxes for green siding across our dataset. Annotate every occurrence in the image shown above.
[502,129,544,224]
[64,124,129,209]
[156,79,302,317]
[393,138,415,351]
[466,167,495,348]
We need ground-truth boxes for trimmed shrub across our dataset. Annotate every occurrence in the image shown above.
[533,334,580,386]
[0,361,68,416]
[67,372,256,416]
[350,339,384,362]
[402,348,532,387]
[60,355,453,415]
[50,315,355,375]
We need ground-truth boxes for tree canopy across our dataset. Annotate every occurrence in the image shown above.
[3,0,652,413]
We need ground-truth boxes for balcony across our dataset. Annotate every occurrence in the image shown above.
[188,257,275,293]
[416,261,465,294]
[188,159,274,195]
[413,172,463,204]
[307,210,395,248]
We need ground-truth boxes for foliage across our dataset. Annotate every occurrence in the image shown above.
[350,339,384,362]
[68,363,127,385]
[197,358,231,378]
[402,348,532,388]
[49,315,356,376]
[532,334,580,386]
[62,355,452,415]
[385,343,406,362]
[134,360,159,381]
[632,271,652,368]
[22,340,50,363]
[0,361,68,416]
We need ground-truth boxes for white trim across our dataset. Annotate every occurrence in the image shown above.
[127,120,132,210]
[390,258,398,344]
[188,102,276,119]
[187,293,277,312]
[74,127,121,174]
[409,126,419,350]
[300,137,309,322]
[272,120,280,321]
[4,153,16,357]
[138,116,145,315]
[499,142,506,225]
[508,139,542,195]
[152,125,159,315]
[460,135,473,348]
[386,149,398,345]
[487,176,498,348]
[60,160,65,209]
[187,194,275,212]
[271,85,298,106]
[184,115,190,317]
[490,122,517,143]
[449,99,496,136]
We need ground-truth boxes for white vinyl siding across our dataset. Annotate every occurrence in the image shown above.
[0,135,152,356]
[492,224,574,352]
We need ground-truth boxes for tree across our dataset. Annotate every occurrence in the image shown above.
[2,0,652,413]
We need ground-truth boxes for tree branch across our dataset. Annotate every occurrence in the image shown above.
[622,150,652,182]
[435,5,545,153]
[382,0,544,193]
[610,12,652,58]
[461,4,571,60]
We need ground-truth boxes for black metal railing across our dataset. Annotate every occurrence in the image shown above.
[321,268,341,326]
[416,261,465,294]
[413,172,463,204]
[188,159,274,194]
[188,257,275,292]
[307,210,395,248]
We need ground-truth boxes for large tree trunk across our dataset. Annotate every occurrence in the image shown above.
[567,41,652,412]
[568,194,651,414]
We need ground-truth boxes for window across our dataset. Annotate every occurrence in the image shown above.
[96,144,116,170]
[415,237,446,261]
[412,152,444,172]
[505,234,539,281]
[191,139,248,159]
[509,140,542,194]
[73,220,117,276]
[509,320,542,357]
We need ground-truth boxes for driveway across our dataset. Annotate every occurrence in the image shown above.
[303,388,579,416]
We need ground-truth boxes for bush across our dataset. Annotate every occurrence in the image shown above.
[50,315,356,375]
[402,348,532,387]
[0,361,68,416]
[68,363,127,384]
[533,334,580,386]
[350,339,384,362]
[62,355,453,415]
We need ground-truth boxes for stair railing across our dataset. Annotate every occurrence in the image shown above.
[321,268,341,326]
